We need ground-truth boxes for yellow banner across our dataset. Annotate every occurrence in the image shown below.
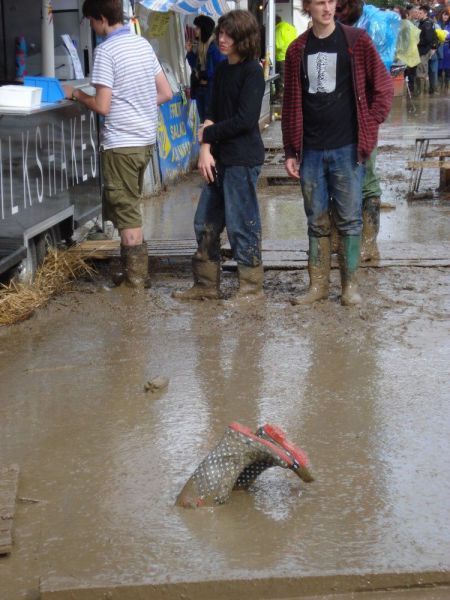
[147,12,171,38]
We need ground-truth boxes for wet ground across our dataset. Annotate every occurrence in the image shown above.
[1,95,450,599]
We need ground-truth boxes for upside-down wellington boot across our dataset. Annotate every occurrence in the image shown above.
[172,255,220,300]
[234,423,314,489]
[175,422,299,508]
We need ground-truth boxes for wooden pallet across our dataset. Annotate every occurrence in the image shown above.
[72,240,450,269]
[408,137,450,194]
[0,464,20,555]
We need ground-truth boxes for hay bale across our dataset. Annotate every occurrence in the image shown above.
[0,248,95,326]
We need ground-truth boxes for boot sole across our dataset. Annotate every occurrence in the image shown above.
[290,294,328,305]
[229,422,294,467]
[172,290,219,300]
[258,424,314,482]
[341,295,362,306]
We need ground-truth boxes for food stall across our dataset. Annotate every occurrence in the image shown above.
[0,0,100,281]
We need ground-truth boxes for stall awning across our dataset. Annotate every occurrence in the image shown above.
[137,0,229,16]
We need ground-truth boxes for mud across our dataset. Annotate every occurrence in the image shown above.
[1,95,450,599]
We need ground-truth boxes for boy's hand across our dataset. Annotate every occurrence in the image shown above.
[63,84,74,99]
[198,119,214,143]
[285,158,300,180]
[198,145,216,183]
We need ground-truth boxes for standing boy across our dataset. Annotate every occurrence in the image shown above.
[282,0,393,306]
[64,0,172,288]
[417,5,438,94]
[173,10,265,301]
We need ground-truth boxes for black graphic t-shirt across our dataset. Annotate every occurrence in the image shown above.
[302,25,357,150]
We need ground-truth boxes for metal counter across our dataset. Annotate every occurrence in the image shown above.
[0,100,101,275]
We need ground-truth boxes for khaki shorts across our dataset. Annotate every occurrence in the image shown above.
[101,145,152,230]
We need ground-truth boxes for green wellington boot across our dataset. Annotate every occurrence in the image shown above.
[360,197,380,262]
[172,254,220,300]
[291,236,330,305]
[339,235,362,306]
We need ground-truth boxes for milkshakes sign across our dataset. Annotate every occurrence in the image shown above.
[0,105,98,221]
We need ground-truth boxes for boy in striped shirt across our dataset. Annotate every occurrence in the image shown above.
[64,0,172,288]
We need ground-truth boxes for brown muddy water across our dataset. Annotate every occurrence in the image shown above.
[1,95,450,600]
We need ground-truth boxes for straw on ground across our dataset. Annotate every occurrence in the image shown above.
[0,248,95,326]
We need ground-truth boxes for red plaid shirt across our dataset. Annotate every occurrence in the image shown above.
[282,23,394,163]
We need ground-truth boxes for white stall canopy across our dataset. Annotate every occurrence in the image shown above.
[137,0,229,17]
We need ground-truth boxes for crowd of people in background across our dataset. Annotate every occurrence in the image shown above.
[395,3,450,95]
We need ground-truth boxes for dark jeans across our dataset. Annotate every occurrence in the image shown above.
[194,164,262,267]
[429,52,439,92]
[275,60,285,99]
[300,144,365,237]
[406,66,416,92]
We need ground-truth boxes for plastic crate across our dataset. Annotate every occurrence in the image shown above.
[24,76,65,103]
[0,85,42,108]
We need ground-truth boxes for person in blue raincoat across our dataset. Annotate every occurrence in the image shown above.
[186,15,226,122]
[334,0,400,262]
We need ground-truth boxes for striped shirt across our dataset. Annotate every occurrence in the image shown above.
[91,27,162,149]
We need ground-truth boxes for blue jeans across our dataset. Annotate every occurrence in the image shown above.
[428,52,439,91]
[194,164,262,267]
[300,144,365,237]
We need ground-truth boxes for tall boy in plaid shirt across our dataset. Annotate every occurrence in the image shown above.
[282,0,393,305]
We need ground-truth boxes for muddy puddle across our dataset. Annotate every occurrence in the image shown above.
[1,95,450,599]
[143,95,450,246]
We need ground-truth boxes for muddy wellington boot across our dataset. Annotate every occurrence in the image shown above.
[172,255,220,300]
[112,244,149,288]
[175,422,301,508]
[291,236,330,305]
[234,424,314,490]
[339,235,362,306]
[123,243,150,289]
[111,245,127,286]
[234,264,264,300]
[360,197,380,262]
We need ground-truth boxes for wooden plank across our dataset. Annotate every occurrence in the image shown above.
[73,239,198,260]
[407,160,450,169]
[424,150,450,158]
[0,464,20,555]
[72,240,450,266]
[223,258,450,270]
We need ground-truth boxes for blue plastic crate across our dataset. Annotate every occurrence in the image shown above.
[24,76,65,103]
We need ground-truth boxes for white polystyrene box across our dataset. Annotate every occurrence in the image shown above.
[0,85,42,108]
